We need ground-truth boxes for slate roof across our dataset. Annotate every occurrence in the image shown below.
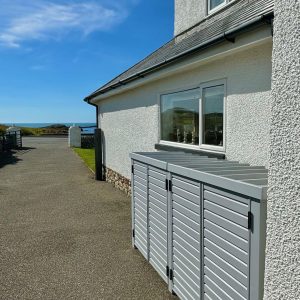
[85,0,274,101]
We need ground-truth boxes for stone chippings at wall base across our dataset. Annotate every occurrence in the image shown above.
[105,167,131,197]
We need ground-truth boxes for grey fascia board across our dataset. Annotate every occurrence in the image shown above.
[167,164,267,200]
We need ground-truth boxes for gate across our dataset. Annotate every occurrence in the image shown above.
[0,131,21,152]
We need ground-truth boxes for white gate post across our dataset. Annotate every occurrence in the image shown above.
[68,126,81,148]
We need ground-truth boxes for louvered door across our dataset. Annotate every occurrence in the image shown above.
[131,159,253,300]
[203,185,250,300]
[132,161,149,259]
[148,166,169,282]
[170,175,201,300]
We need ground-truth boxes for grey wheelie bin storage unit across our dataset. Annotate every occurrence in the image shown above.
[130,151,267,300]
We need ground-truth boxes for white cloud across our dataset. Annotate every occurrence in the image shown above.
[30,65,46,71]
[0,1,130,48]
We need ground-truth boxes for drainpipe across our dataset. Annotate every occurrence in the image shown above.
[86,100,104,181]
[86,100,99,128]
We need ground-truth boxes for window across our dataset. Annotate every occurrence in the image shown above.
[161,89,200,145]
[201,85,224,147]
[208,0,231,13]
[160,81,225,151]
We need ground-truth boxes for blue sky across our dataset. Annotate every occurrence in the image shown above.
[0,0,174,123]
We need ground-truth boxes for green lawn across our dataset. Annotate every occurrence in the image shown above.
[73,148,95,172]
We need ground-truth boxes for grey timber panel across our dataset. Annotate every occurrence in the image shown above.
[203,185,250,300]
[148,166,169,282]
[133,161,148,259]
[171,175,201,300]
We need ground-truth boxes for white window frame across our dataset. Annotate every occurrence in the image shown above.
[208,0,230,15]
[158,79,226,153]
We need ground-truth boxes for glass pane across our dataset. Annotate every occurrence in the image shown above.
[210,0,225,10]
[161,89,200,145]
[202,85,224,146]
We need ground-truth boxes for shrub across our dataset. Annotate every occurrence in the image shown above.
[0,124,8,135]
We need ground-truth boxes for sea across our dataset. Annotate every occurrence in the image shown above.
[3,123,97,134]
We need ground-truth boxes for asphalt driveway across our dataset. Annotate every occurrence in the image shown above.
[0,137,175,300]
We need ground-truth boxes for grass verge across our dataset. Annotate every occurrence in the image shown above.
[73,148,95,172]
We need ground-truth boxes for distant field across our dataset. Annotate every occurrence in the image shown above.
[0,124,68,136]
[73,148,95,172]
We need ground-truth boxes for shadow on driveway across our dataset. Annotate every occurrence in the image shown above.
[0,147,35,168]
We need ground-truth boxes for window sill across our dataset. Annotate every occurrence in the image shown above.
[155,143,225,159]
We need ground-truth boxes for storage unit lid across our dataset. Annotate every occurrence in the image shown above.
[130,151,268,201]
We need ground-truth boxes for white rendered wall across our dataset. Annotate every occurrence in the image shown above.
[98,41,272,179]
[99,87,159,179]
[174,0,206,36]
[264,2,300,299]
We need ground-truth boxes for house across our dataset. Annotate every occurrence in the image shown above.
[85,0,274,191]
[85,0,299,299]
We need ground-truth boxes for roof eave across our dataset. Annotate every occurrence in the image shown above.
[84,11,274,103]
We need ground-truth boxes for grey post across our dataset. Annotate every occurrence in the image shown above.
[94,128,104,181]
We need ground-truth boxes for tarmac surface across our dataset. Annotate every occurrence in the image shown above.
[0,137,176,300]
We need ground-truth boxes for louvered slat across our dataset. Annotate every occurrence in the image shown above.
[148,167,168,283]
[172,175,201,299]
[203,185,250,300]
[133,162,148,260]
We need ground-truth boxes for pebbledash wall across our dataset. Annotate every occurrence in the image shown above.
[97,38,272,190]
[174,0,206,36]
[264,1,300,299]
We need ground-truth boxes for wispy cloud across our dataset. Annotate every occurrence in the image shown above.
[0,1,132,48]
[30,65,46,71]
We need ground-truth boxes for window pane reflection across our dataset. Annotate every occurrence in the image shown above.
[210,0,225,10]
[202,85,224,146]
[161,89,200,145]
